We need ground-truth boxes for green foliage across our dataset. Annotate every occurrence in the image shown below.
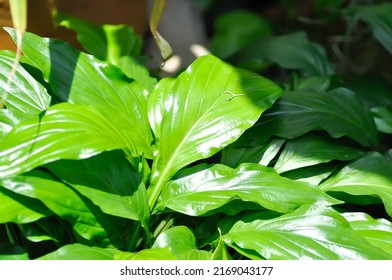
[1,1,392,260]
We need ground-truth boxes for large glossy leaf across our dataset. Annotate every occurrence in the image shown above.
[147,55,283,207]
[222,205,392,260]
[115,247,176,260]
[237,32,334,76]
[38,244,120,260]
[0,50,50,120]
[244,88,378,147]
[210,10,271,59]
[274,134,364,173]
[156,163,340,216]
[0,103,135,178]
[346,3,392,55]
[221,137,286,168]
[0,171,123,247]
[0,110,18,140]
[46,151,150,224]
[57,13,142,65]
[319,152,392,217]
[6,28,153,158]
[342,212,392,255]
[0,187,51,224]
[153,226,212,260]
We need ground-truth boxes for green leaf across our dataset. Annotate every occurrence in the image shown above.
[342,212,392,256]
[118,56,157,92]
[0,50,51,120]
[149,0,173,61]
[38,244,120,260]
[319,152,392,218]
[0,109,19,141]
[221,137,286,168]
[147,55,283,208]
[0,244,29,260]
[245,88,378,147]
[222,205,392,260]
[237,32,334,76]
[1,171,122,247]
[0,103,136,178]
[210,10,271,59]
[274,134,364,173]
[346,3,392,55]
[22,217,71,243]
[156,163,340,216]
[282,163,337,186]
[153,226,212,260]
[57,13,142,64]
[46,151,150,224]
[0,187,51,224]
[115,247,176,260]
[6,28,153,158]
[371,106,392,134]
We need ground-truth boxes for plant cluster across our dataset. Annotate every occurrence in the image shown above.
[0,1,392,260]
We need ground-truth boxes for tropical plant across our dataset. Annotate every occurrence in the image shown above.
[1,1,392,260]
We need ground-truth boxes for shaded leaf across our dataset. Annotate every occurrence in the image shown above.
[237,32,334,76]
[342,212,392,255]
[319,152,392,217]
[221,137,285,168]
[0,50,50,120]
[46,151,150,224]
[210,10,271,59]
[153,226,212,260]
[347,3,392,54]
[371,106,392,134]
[0,244,29,260]
[0,103,135,178]
[274,134,364,173]
[222,205,392,260]
[156,163,340,216]
[147,55,283,208]
[245,88,378,147]
[0,187,51,224]
[38,244,120,260]
[22,217,71,243]
[0,171,121,247]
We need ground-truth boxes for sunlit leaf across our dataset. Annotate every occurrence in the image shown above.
[147,54,283,208]
[0,103,136,178]
[153,226,212,260]
[6,28,153,158]
[222,205,392,259]
[319,152,392,217]
[115,247,176,260]
[274,134,364,173]
[0,50,51,120]
[0,187,51,224]
[342,212,392,255]
[156,163,340,216]
[38,244,120,260]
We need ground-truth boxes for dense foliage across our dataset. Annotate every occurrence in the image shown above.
[1,1,392,260]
